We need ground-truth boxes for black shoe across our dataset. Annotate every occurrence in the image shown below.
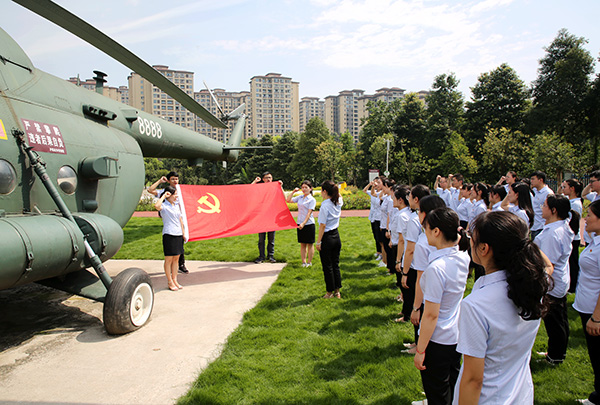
[254,258,264,264]
[178,266,189,274]
[268,257,276,263]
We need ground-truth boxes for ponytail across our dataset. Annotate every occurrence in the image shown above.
[321,180,340,205]
[424,207,469,251]
[471,211,549,320]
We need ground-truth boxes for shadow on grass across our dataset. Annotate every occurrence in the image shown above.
[314,343,405,381]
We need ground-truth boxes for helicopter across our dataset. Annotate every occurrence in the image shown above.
[0,0,248,334]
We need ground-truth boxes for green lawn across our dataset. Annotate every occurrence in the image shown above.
[116,217,594,404]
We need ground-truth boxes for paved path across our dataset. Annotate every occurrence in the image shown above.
[0,260,284,405]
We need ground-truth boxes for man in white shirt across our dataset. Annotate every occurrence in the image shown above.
[448,173,463,211]
[530,170,554,240]
[582,170,600,203]
[434,175,452,207]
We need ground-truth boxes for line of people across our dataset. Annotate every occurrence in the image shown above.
[364,170,600,405]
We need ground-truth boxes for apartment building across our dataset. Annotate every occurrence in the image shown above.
[128,65,195,130]
[324,89,364,142]
[299,96,325,132]
[357,87,406,123]
[248,73,299,139]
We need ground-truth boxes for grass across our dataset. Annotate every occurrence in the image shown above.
[116,217,594,404]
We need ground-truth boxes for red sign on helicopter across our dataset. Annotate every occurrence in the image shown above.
[21,118,66,154]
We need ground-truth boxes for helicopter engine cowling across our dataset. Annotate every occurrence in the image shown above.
[0,213,123,290]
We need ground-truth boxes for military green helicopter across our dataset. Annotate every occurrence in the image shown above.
[0,0,247,334]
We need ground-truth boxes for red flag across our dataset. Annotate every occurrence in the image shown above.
[179,183,297,241]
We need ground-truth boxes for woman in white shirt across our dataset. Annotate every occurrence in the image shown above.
[454,211,549,404]
[316,181,344,299]
[534,194,574,364]
[400,185,430,339]
[575,200,600,405]
[413,207,470,404]
[455,183,473,229]
[155,185,187,291]
[287,180,317,267]
[562,178,583,293]
[500,182,534,229]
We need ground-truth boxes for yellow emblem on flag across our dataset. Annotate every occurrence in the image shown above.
[0,119,7,140]
[197,192,221,214]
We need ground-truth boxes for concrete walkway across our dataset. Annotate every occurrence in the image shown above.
[0,259,284,405]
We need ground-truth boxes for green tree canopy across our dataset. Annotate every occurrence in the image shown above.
[530,29,595,143]
[464,63,530,154]
[291,117,331,183]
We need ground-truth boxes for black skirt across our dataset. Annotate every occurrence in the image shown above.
[163,234,184,256]
[297,223,316,243]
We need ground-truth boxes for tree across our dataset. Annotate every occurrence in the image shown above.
[464,64,530,154]
[357,99,402,182]
[437,132,478,178]
[271,131,299,186]
[530,29,595,143]
[246,134,275,179]
[291,117,330,183]
[143,157,166,186]
[336,132,358,185]
[316,138,344,181]
[530,132,581,180]
[478,128,532,183]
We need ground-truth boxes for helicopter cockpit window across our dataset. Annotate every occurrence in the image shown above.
[57,166,77,195]
[0,159,17,195]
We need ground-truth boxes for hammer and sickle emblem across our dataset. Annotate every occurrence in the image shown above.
[197,192,221,214]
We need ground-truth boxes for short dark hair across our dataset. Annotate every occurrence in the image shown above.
[530,171,546,182]
[164,185,177,195]
[410,184,430,201]
[453,173,464,183]
[590,170,600,180]
[491,185,507,201]
[167,171,179,180]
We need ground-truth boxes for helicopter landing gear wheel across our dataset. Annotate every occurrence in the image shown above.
[103,267,154,335]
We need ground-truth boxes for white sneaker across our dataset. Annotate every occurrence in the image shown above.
[377,261,387,267]
[374,253,380,258]
[576,400,593,404]
[411,400,428,405]
[307,263,312,267]
[301,263,307,267]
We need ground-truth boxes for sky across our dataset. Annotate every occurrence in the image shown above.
[2,0,599,101]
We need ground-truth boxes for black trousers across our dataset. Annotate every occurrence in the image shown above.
[400,268,417,321]
[420,341,461,405]
[258,231,275,259]
[569,240,580,293]
[320,229,342,292]
[580,312,600,404]
[371,220,381,253]
[387,244,398,275]
[543,295,569,362]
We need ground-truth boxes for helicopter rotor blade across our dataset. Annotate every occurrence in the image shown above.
[13,0,228,129]
[226,104,246,120]
[203,81,226,119]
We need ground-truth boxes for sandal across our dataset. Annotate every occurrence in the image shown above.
[176,283,183,289]
[334,292,341,299]
[396,295,403,302]
[323,292,334,299]
[168,284,179,291]
[394,317,406,323]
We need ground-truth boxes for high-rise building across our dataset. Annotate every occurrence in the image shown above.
[299,97,325,132]
[357,87,406,124]
[324,89,364,142]
[128,65,195,130]
[248,73,299,139]
[194,88,250,143]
